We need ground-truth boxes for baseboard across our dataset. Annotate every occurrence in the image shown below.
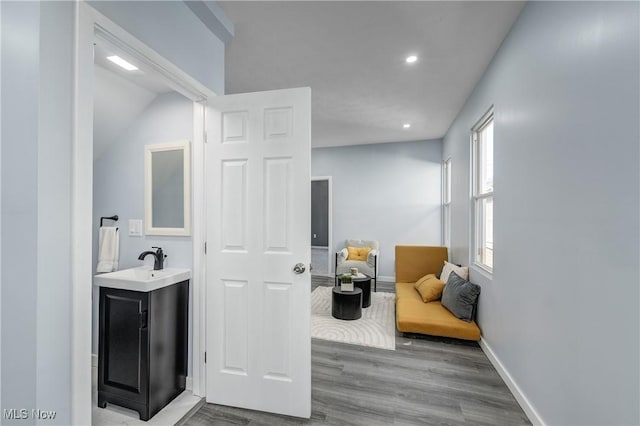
[91,353,98,368]
[479,338,545,426]
[174,396,205,426]
[312,273,333,278]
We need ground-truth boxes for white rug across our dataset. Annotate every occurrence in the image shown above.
[311,286,396,350]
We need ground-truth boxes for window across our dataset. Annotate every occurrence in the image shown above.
[472,110,494,271]
[443,158,451,247]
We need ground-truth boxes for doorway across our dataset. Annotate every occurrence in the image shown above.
[311,177,332,277]
[91,32,201,424]
[73,4,211,423]
[75,4,312,422]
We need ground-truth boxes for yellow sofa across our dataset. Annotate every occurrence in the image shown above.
[395,245,481,341]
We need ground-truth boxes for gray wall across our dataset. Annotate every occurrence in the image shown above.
[0,1,3,410]
[442,2,639,425]
[312,139,442,278]
[37,2,74,421]
[311,180,329,247]
[1,2,74,424]
[1,2,41,423]
[93,92,194,373]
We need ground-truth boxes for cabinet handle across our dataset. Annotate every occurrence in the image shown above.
[139,311,148,329]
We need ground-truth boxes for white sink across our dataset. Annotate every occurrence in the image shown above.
[94,266,191,292]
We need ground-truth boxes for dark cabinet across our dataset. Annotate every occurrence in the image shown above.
[98,280,189,421]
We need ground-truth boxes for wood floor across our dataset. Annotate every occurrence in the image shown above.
[185,276,530,426]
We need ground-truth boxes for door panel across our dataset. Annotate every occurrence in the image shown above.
[222,280,248,375]
[262,282,292,381]
[221,160,248,251]
[206,88,311,418]
[98,288,148,403]
[264,157,293,251]
[104,293,143,392]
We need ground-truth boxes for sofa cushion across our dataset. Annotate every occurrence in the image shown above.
[439,261,469,283]
[414,274,445,303]
[396,282,480,341]
[395,246,448,283]
[441,272,480,322]
[347,246,371,261]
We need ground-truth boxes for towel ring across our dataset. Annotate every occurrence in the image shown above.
[100,215,119,230]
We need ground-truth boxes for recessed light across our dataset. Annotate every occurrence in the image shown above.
[107,55,138,71]
[405,55,418,64]
[403,123,411,129]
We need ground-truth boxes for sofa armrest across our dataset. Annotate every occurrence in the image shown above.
[366,249,378,269]
[336,248,348,264]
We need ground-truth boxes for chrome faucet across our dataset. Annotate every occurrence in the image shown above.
[138,246,166,270]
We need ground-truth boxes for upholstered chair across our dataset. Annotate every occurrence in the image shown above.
[335,239,379,291]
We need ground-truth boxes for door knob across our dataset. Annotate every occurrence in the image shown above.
[293,263,306,274]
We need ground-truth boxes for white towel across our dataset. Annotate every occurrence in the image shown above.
[97,227,120,273]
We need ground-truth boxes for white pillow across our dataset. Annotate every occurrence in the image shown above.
[440,261,469,284]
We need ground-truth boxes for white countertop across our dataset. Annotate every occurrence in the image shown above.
[94,266,191,292]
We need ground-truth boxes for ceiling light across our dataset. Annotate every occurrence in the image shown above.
[107,55,138,71]
[405,55,418,64]
[403,123,411,129]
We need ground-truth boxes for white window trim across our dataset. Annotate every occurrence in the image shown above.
[442,158,452,248]
[471,107,494,274]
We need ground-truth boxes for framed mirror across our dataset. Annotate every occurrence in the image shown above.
[144,141,191,236]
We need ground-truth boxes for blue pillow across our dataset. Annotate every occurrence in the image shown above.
[441,271,480,322]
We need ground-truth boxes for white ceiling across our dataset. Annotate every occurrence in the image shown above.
[219,1,525,148]
[93,36,176,159]
[94,36,174,95]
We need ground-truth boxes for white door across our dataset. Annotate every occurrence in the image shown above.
[205,88,311,418]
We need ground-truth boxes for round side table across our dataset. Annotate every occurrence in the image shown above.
[331,287,362,320]
[352,275,372,308]
[337,275,372,308]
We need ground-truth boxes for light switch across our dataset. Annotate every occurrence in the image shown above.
[129,219,143,237]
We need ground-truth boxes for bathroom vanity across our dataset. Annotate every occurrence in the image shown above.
[95,267,190,421]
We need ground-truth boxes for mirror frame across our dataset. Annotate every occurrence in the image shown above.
[144,141,191,236]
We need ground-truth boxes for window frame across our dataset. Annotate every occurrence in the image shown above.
[471,108,494,273]
[443,158,452,248]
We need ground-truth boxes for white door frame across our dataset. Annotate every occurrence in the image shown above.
[72,3,213,422]
[311,176,332,276]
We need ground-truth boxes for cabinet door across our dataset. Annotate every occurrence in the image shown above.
[99,288,148,401]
